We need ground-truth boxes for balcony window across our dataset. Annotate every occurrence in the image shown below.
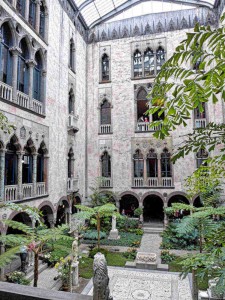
[194,103,206,128]
[147,149,158,177]
[101,151,111,178]
[29,0,37,28]
[39,1,45,38]
[68,148,74,178]
[133,50,142,78]
[16,0,26,17]
[144,48,154,77]
[18,38,29,94]
[100,99,111,134]
[101,53,109,81]
[37,148,44,182]
[68,89,75,114]
[22,146,33,184]
[161,149,171,177]
[5,142,18,185]
[196,149,208,168]
[0,22,13,85]
[69,39,75,71]
[133,150,144,177]
[156,46,165,74]
[33,51,43,101]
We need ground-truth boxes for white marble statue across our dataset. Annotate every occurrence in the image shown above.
[72,237,78,262]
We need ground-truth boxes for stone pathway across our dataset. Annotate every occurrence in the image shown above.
[31,267,60,290]
[139,228,162,264]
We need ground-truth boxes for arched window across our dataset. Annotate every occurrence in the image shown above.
[194,103,206,128]
[69,39,75,71]
[101,151,111,178]
[37,147,44,182]
[16,0,26,17]
[0,23,13,85]
[100,100,111,125]
[29,0,37,28]
[196,149,208,168]
[147,149,158,177]
[39,1,46,38]
[144,48,154,77]
[133,50,142,78]
[68,148,74,178]
[5,138,18,185]
[22,143,34,184]
[156,46,165,74]
[68,90,75,114]
[18,38,29,94]
[33,51,42,101]
[137,88,148,123]
[161,149,171,177]
[101,53,109,81]
[133,150,144,177]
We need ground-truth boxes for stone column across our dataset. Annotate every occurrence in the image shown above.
[25,0,30,22]
[32,153,37,197]
[72,261,79,287]
[10,47,21,103]
[35,0,41,33]
[143,157,147,186]
[48,216,55,228]
[26,60,36,110]
[41,70,47,115]
[0,150,6,202]
[157,155,161,186]
[164,202,168,227]
[0,241,5,280]
[44,155,49,194]
[139,202,144,223]
[17,152,24,200]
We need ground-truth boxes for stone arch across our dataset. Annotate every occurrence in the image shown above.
[167,191,189,203]
[6,211,32,234]
[120,191,141,202]
[39,202,54,228]
[0,19,17,46]
[18,35,32,58]
[167,193,189,207]
[38,140,48,155]
[6,134,21,151]
[141,191,164,203]
[38,200,54,213]
[142,193,164,222]
[56,197,70,226]
[119,192,139,216]
[34,48,46,71]
[193,195,203,208]
[24,137,36,154]
[72,194,82,214]
[135,85,148,101]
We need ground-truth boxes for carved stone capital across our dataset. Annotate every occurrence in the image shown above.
[9,47,22,56]
[26,59,37,67]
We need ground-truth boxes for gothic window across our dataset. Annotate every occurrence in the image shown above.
[193,43,202,71]
[147,149,158,177]
[5,140,18,185]
[161,149,171,177]
[22,146,33,184]
[156,46,165,74]
[69,39,75,71]
[16,0,26,17]
[133,150,144,177]
[0,22,13,85]
[68,148,74,178]
[137,88,148,122]
[144,48,154,77]
[33,51,42,101]
[101,151,111,178]
[100,100,111,125]
[29,0,37,28]
[133,50,142,78]
[196,149,208,168]
[39,1,46,38]
[68,89,75,114]
[37,148,44,182]
[18,38,29,94]
[101,53,109,81]
[194,103,206,128]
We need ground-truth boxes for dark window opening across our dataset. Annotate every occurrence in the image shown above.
[147,149,158,177]
[29,0,36,28]
[133,150,144,177]
[37,148,44,182]
[0,23,13,85]
[100,100,111,125]
[133,50,142,78]
[22,146,33,184]
[156,46,165,74]
[144,48,154,77]
[101,151,111,177]
[5,142,18,185]
[102,54,109,81]
[18,39,29,94]
[161,148,171,177]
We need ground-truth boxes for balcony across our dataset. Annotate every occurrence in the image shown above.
[100,178,112,188]
[4,182,47,202]
[100,124,111,134]
[136,122,162,132]
[133,177,173,188]
[68,114,79,135]
[195,118,206,128]
[0,81,44,115]
[67,177,79,193]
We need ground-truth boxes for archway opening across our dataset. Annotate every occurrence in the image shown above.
[143,195,164,223]
[7,212,32,234]
[72,196,81,214]
[193,196,203,208]
[40,205,53,228]
[120,194,139,217]
[168,195,189,207]
[56,200,69,226]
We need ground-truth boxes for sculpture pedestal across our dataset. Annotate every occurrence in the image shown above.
[108,229,120,240]
[72,261,79,287]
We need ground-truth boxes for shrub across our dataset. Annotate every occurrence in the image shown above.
[134,208,143,218]
[127,228,143,235]
[123,248,137,260]
[89,247,108,258]
[83,230,107,240]
[7,271,31,285]
[161,250,177,264]
[117,218,139,231]
[55,257,72,286]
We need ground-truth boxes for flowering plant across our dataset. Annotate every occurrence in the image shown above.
[55,257,72,285]
[7,271,31,285]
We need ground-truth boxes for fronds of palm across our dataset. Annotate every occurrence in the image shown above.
[0,246,22,268]
[3,220,34,235]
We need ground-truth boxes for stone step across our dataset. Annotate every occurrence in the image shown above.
[143,222,164,228]
[51,278,63,290]
[26,261,48,281]
[143,228,164,234]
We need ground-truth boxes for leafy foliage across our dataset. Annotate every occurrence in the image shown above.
[83,230,106,240]
[0,113,14,133]
[161,250,177,264]
[7,271,31,286]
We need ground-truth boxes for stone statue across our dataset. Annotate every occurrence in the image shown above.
[111,215,116,231]
[93,253,113,300]
[72,237,78,262]
[108,215,120,240]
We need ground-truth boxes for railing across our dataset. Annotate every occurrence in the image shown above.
[5,185,17,202]
[162,177,173,187]
[67,177,79,192]
[32,99,43,114]
[37,182,46,196]
[68,114,79,128]
[0,82,12,102]
[134,177,144,187]
[100,124,111,134]
[22,184,33,199]
[195,118,206,128]
[147,177,158,187]
[100,178,111,187]
[136,122,162,132]
[16,91,30,109]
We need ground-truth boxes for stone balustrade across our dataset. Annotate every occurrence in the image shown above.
[37,182,46,196]
[100,124,111,134]
[4,185,17,202]
[136,122,162,132]
[148,177,158,187]
[0,81,12,102]
[195,118,206,128]
[134,177,173,187]
[134,177,144,187]
[162,177,173,187]
[100,178,111,187]
[22,183,33,199]
[68,114,79,128]
[32,98,43,114]
[67,177,79,192]
[16,91,30,109]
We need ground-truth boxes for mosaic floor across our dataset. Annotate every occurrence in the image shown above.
[86,268,192,300]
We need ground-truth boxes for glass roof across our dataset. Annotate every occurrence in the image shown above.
[74,0,217,28]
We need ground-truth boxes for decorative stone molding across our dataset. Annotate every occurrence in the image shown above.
[98,87,112,106]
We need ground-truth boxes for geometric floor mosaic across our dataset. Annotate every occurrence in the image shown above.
[87,267,192,300]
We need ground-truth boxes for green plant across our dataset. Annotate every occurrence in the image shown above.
[117,217,139,231]
[7,271,31,285]
[127,228,143,235]
[89,247,108,258]
[55,257,72,286]
[134,208,143,218]
[161,250,176,264]
[123,248,137,260]
[83,230,106,240]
